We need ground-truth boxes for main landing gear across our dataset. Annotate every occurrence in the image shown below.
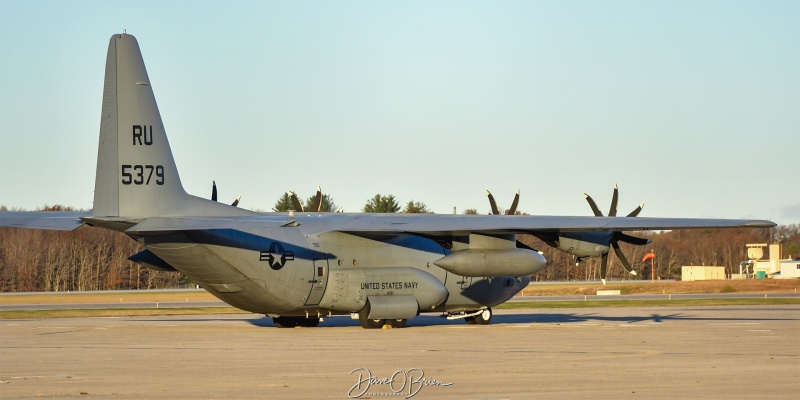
[272,316,320,328]
[357,301,408,329]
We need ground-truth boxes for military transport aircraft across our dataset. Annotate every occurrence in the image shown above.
[0,33,775,329]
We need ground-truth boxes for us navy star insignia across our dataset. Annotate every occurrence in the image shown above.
[259,242,294,270]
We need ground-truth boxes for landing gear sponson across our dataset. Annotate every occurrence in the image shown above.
[356,300,410,329]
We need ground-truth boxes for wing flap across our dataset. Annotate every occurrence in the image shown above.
[125,216,297,233]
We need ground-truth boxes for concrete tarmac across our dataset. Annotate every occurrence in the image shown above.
[4,292,800,311]
[1,306,798,399]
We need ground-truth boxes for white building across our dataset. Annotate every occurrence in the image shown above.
[749,243,800,279]
[681,266,726,281]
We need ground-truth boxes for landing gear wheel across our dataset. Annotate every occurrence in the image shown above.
[464,308,492,325]
[388,319,407,328]
[273,316,297,328]
[474,308,492,325]
[273,317,320,328]
[358,301,386,329]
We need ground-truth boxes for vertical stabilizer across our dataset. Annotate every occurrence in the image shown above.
[93,35,120,217]
[92,33,251,219]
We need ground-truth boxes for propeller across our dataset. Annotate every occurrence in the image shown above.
[484,189,541,253]
[288,191,304,212]
[212,181,240,207]
[288,186,324,212]
[583,184,649,284]
[309,186,322,212]
[486,189,520,215]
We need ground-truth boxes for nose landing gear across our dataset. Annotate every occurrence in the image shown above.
[464,308,492,325]
[445,307,493,325]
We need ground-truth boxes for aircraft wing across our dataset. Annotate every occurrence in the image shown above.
[2,212,774,235]
[325,214,775,236]
[113,213,775,235]
[0,211,89,231]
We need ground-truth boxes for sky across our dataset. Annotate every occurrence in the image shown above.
[1,1,798,225]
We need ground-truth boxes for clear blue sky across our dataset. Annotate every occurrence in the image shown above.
[1,1,798,225]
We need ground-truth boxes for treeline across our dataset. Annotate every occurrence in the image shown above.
[0,227,182,292]
[0,214,796,292]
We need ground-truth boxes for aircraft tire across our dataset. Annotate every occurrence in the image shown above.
[388,319,407,328]
[473,308,492,325]
[272,316,298,328]
[358,301,386,329]
[464,308,492,325]
[273,317,320,328]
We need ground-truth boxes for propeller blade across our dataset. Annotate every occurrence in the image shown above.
[310,186,322,212]
[584,193,603,217]
[600,252,608,285]
[487,190,500,215]
[626,203,644,217]
[507,189,520,215]
[611,241,636,275]
[615,232,652,246]
[211,181,218,202]
[288,191,304,212]
[608,183,618,217]
[231,196,240,207]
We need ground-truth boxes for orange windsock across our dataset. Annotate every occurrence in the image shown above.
[642,252,655,262]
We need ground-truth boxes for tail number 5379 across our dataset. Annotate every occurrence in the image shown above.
[121,164,165,185]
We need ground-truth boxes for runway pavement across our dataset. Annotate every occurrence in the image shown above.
[3,292,799,311]
[1,305,798,399]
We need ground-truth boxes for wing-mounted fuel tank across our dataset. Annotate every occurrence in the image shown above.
[433,233,546,277]
[317,267,447,315]
[434,249,546,277]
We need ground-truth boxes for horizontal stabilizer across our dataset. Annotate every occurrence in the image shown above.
[0,211,88,231]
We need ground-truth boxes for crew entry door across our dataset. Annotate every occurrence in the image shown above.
[305,259,329,306]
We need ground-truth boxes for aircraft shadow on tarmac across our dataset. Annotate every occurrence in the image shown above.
[217,308,798,328]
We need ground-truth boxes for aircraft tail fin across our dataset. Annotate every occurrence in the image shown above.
[93,33,250,219]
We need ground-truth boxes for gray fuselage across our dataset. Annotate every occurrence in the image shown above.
[138,213,529,317]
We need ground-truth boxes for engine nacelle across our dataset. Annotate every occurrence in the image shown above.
[433,248,546,277]
[556,233,612,258]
